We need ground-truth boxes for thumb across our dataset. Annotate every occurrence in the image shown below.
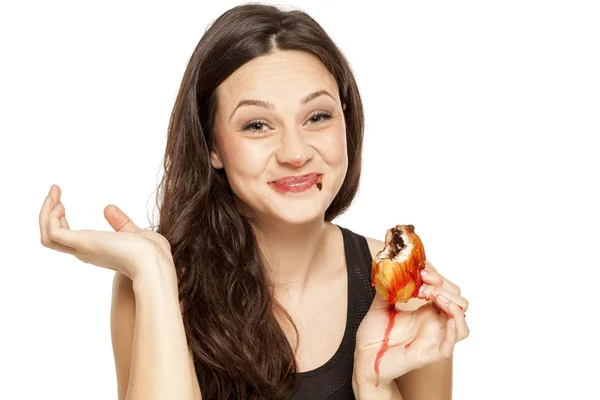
[103,204,141,233]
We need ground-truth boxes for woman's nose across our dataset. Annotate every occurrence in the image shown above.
[275,130,313,167]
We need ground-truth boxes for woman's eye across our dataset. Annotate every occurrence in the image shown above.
[241,112,332,134]
[242,120,271,133]
[307,112,332,124]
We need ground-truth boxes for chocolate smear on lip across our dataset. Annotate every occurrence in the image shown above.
[316,174,323,191]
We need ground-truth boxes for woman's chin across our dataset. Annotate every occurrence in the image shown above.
[267,198,330,225]
[274,206,325,225]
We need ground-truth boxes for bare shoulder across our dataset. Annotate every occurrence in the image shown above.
[364,236,384,260]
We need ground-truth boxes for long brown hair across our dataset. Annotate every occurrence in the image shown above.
[151,3,365,399]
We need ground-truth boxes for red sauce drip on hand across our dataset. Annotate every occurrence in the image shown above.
[373,305,397,388]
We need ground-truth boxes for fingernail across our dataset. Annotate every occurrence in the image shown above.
[437,293,450,304]
[419,285,426,296]
[420,270,428,277]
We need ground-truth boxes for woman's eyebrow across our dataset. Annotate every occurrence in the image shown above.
[228,90,335,121]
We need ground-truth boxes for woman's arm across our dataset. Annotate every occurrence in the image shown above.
[111,265,202,400]
[394,357,452,400]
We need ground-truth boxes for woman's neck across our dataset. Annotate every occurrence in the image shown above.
[252,217,332,293]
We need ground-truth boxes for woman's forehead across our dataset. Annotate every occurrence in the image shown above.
[217,51,339,106]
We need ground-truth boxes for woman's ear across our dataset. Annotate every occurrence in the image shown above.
[210,150,224,169]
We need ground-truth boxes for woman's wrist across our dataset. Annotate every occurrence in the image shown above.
[131,257,179,297]
[353,351,408,391]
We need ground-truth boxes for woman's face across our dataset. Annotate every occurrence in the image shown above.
[211,50,348,225]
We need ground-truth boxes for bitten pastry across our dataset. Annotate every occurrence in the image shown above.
[371,224,427,303]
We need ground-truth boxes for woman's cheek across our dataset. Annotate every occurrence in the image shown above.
[227,142,274,193]
[319,127,348,166]
[222,142,265,200]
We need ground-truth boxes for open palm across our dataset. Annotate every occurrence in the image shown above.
[39,184,173,281]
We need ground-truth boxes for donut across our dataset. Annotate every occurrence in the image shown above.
[371,224,427,304]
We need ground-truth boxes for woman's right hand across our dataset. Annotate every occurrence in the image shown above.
[39,184,175,282]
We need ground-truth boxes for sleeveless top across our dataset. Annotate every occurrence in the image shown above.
[290,225,377,400]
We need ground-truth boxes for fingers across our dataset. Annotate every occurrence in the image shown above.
[425,259,438,273]
[438,301,470,358]
[419,284,469,313]
[60,214,70,230]
[47,202,80,252]
[432,293,469,342]
[429,287,453,314]
[48,204,106,254]
[439,316,457,358]
[448,301,469,341]
[40,185,77,254]
[39,185,58,241]
[104,204,140,233]
[420,268,461,296]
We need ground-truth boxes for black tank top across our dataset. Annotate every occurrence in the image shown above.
[290,225,377,400]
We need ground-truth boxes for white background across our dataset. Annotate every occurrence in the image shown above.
[1,0,598,399]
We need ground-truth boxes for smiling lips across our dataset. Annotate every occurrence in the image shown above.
[268,173,323,193]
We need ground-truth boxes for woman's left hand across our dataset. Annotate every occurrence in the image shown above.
[353,261,469,388]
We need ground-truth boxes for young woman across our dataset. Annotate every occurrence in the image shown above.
[39,4,469,399]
